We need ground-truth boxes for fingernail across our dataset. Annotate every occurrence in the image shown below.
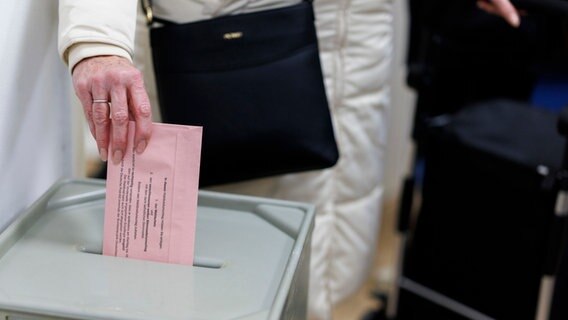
[113,150,123,164]
[136,140,147,154]
[100,148,108,162]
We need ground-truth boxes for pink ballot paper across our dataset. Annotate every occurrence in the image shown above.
[103,122,202,265]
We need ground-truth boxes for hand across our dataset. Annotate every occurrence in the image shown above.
[72,56,153,163]
[477,0,521,27]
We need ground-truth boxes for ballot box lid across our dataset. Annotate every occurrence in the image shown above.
[0,179,314,320]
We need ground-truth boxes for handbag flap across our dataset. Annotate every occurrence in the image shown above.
[150,2,318,72]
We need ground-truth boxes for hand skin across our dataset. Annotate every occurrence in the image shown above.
[72,55,153,164]
[477,0,521,27]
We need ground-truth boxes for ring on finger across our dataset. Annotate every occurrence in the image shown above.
[92,99,112,119]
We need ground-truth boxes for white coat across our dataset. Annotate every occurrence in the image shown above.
[58,0,392,318]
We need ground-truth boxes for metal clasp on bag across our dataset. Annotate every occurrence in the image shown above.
[223,32,243,40]
[141,0,153,25]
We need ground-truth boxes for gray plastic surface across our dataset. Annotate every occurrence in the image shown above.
[0,179,314,320]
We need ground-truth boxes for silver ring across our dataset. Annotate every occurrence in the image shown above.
[92,99,110,104]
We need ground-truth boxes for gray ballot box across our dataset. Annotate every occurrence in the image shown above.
[0,179,314,320]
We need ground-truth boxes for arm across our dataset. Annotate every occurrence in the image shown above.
[58,0,152,163]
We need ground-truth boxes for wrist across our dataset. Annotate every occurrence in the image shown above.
[68,43,133,74]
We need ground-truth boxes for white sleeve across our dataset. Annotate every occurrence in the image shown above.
[58,0,138,71]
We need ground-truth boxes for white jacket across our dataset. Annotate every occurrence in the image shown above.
[58,1,393,318]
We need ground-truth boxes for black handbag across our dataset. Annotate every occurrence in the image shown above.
[142,0,339,187]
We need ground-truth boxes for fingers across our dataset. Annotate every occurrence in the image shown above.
[128,72,153,155]
[110,86,129,164]
[74,69,110,162]
[73,79,97,139]
[71,56,153,164]
[91,84,111,162]
[492,0,521,27]
[477,0,520,27]
[477,1,499,14]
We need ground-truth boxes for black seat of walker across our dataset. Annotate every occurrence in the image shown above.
[429,99,564,172]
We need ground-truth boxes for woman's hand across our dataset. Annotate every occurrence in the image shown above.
[72,55,153,163]
[477,0,521,27]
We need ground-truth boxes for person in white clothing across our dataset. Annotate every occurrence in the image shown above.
[59,0,392,319]
[59,0,524,318]
[59,0,521,168]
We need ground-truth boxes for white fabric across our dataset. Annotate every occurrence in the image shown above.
[58,0,138,71]
[58,0,392,318]
[0,1,71,232]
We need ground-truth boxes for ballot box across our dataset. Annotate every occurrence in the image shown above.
[0,179,314,320]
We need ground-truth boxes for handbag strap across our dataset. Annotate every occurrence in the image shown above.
[141,0,312,26]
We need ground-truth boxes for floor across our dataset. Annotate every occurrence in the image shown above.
[331,199,401,320]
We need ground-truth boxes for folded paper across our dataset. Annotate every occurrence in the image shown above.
[103,122,202,265]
